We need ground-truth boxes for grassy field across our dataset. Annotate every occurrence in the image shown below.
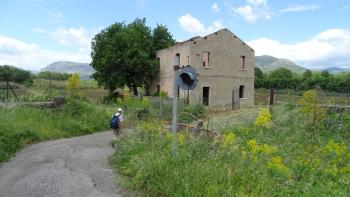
[0,79,109,102]
[110,103,350,196]
[0,98,118,163]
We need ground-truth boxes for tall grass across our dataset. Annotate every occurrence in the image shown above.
[109,104,350,196]
[0,98,112,162]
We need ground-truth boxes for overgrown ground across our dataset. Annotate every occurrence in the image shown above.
[0,98,117,162]
[110,103,350,196]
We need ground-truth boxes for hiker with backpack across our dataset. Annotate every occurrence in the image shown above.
[110,108,123,139]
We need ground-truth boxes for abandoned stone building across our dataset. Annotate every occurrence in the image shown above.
[150,28,255,108]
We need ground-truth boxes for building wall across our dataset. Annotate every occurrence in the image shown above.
[188,29,254,107]
[151,29,255,107]
[150,43,190,98]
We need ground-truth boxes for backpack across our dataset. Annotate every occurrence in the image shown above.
[110,115,120,129]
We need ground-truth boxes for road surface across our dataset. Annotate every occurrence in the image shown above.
[0,131,127,197]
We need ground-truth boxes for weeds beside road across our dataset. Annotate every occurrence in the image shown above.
[110,104,350,196]
[0,98,113,163]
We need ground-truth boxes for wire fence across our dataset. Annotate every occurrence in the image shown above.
[255,89,350,107]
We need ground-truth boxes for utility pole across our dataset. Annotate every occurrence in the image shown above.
[172,55,180,156]
[6,79,9,102]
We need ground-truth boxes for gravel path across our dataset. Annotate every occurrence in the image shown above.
[0,131,127,197]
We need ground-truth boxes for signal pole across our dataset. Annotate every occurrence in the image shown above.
[172,56,180,156]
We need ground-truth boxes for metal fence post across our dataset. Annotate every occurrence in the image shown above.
[172,55,180,156]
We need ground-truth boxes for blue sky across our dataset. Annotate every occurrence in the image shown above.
[1,0,350,70]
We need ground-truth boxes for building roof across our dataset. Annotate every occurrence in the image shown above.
[158,28,254,52]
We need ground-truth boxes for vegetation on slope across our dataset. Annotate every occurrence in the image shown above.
[110,101,350,196]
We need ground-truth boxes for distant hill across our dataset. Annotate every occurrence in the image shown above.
[41,61,95,80]
[255,55,306,73]
[324,67,350,73]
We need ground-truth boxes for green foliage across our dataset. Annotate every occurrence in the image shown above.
[36,71,72,80]
[0,65,33,85]
[0,99,112,162]
[270,68,293,79]
[91,18,175,95]
[255,68,350,93]
[110,105,350,196]
[254,67,264,79]
[179,103,206,123]
[298,90,326,130]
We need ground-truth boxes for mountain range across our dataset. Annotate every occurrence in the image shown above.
[255,55,306,73]
[40,61,94,79]
[40,57,348,78]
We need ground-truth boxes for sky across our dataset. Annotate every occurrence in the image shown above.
[1,0,350,71]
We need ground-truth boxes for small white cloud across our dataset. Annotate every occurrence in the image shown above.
[51,27,92,49]
[248,29,350,69]
[246,0,267,7]
[235,5,257,23]
[233,0,271,23]
[212,3,220,12]
[0,35,90,70]
[46,10,64,19]
[280,5,319,13]
[178,14,224,36]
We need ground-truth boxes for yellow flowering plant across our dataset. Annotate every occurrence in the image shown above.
[255,108,272,128]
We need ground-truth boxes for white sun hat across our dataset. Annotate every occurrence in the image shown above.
[118,108,123,112]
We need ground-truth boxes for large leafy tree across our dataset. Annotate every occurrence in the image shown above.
[91,18,175,95]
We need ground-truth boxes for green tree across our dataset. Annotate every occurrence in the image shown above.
[152,24,175,52]
[302,69,312,79]
[91,18,175,96]
[321,69,330,78]
[254,67,264,79]
[270,68,293,79]
[0,65,33,85]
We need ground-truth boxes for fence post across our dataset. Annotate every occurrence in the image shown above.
[269,88,275,112]
[172,58,180,156]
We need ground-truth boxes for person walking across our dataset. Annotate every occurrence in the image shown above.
[110,108,123,139]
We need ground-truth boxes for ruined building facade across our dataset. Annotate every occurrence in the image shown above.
[150,28,255,108]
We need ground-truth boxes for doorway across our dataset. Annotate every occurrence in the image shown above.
[203,87,209,106]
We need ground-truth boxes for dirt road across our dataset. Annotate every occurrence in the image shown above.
[0,131,126,197]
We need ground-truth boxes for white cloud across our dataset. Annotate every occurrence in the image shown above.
[280,5,319,13]
[246,0,267,7]
[178,14,224,36]
[51,27,92,50]
[0,35,90,71]
[248,29,350,69]
[46,10,64,19]
[234,0,271,23]
[212,3,220,12]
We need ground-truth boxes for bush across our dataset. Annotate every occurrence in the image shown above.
[179,103,205,123]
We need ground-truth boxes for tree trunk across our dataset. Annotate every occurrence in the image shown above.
[132,83,138,96]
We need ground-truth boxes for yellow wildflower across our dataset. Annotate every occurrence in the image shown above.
[267,156,291,177]
[222,132,235,148]
[255,108,272,128]
[321,140,347,157]
[177,133,186,145]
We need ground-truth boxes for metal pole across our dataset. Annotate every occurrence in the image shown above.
[172,56,180,156]
[49,78,52,100]
[6,80,9,102]
[269,88,275,112]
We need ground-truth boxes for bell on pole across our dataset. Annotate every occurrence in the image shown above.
[177,66,198,90]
